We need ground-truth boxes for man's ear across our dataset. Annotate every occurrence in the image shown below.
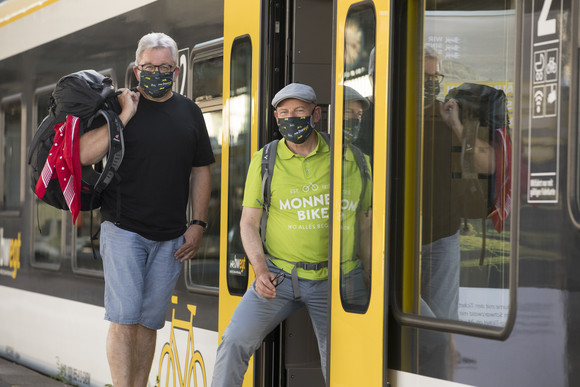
[173,66,181,80]
[312,105,322,123]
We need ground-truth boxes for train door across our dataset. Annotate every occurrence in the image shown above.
[388,0,518,385]
[329,0,389,385]
[266,1,333,386]
[222,0,333,385]
[220,1,260,386]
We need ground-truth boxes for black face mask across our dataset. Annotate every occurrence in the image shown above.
[139,70,174,98]
[343,117,362,144]
[277,113,315,144]
[424,79,441,103]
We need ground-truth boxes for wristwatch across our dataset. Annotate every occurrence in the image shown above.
[189,219,208,231]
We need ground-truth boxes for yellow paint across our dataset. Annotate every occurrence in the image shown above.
[156,297,207,387]
[329,1,390,385]
[220,0,261,385]
[0,0,60,28]
[9,233,21,278]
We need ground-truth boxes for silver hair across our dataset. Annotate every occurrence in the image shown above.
[424,45,440,60]
[135,32,178,65]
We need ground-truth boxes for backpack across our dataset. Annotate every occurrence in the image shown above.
[445,83,512,263]
[258,131,370,248]
[27,70,125,217]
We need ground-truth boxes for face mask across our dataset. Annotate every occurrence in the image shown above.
[277,114,315,144]
[343,118,362,144]
[139,70,174,98]
[424,79,441,103]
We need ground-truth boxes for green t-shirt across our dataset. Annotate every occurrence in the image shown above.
[243,132,331,280]
[340,145,372,273]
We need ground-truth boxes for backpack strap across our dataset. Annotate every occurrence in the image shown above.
[258,139,279,250]
[84,108,125,260]
[319,131,330,145]
[348,144,370,210]
[85,108,125,193]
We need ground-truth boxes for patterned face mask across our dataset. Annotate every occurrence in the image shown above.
[343,117,362,144]
[424,79,441,104]
[139,70,174,98]
[277,113,315,144]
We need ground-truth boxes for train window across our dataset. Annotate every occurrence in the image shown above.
[72,210,104,274]
[1,97,22,212]
[340,5,375,313]
[124,62,139,89]
[226,37,252,295]
[192,55,223,103]
[186,45,223,292]
[393,1,516,340]
[32,87,63,267]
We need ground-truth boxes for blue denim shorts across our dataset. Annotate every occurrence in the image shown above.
[100,221,183,330]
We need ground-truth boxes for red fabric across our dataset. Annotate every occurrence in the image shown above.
[35,115,81,223]
[490,126,512,233]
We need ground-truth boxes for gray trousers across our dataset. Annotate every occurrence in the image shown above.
[211,262,328,387]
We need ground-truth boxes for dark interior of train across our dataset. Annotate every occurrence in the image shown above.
[259,0,332,385]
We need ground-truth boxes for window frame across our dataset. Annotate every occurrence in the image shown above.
[389,0,520,340]
[1,93,25,215]
[30,84,64,270]
[184,38,224,296]
[225,35,253,296]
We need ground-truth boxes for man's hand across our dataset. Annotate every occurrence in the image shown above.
[254,271,277,298]
[117,88,140,125]
[174,225,204,262]
[440,98,462,131]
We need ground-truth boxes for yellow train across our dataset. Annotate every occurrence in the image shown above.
[0,0,576,386]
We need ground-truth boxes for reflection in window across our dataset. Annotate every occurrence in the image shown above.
[33,90,63,265]
[227,37,252,295]
[414,2,515,378]
[73,211,103,272]
[419,3,514,323]
[34,201,63,265]
[340,6,375,313]
[2,99,21,211]
[187,109,222,289]
[193,56,223,103]
[185,52,223,291]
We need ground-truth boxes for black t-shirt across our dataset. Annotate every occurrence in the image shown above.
[422,102,461,245]
[101,93,215,241]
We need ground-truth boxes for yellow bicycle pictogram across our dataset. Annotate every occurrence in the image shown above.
[157,296,207,387]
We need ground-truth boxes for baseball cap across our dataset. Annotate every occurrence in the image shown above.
[271,83,317,108]
[344,85,370,110]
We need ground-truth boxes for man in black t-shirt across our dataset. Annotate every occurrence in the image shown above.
[79,32,214,386]
[421,48,495,321]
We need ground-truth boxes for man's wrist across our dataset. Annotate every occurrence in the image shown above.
[188,219,208,231]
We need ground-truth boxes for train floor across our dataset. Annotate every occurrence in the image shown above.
[0,357,72,386]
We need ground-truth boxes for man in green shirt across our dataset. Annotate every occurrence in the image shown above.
[212,83,330,386]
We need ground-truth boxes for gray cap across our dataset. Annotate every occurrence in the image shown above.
[344,85,370,110]
[272,83,317,108]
